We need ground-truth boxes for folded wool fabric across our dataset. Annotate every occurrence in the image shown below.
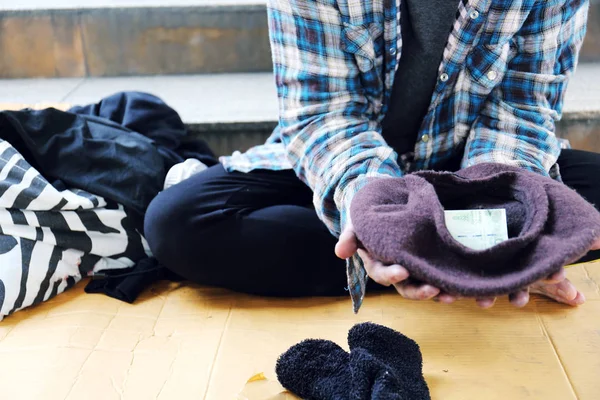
[350,163,600,297]
[276,322,430,400]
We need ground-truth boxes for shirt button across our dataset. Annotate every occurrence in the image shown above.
[487,70,498,80]
[421,134,430,143]
[439,73,449,82]
[470,10,480,20]
[390,47,397,55]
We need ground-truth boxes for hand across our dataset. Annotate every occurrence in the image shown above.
[336,219,600,308]
[335,220,441,301]
[471,268,577,309]
[477,237,600,308]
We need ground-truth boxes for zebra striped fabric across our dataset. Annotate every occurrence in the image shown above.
[0,139,150,320]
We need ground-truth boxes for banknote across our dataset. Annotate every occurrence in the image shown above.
[443,209,509,251]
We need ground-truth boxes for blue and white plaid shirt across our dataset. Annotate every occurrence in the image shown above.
[221,0,590,312]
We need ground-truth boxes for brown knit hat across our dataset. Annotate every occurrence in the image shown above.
[350,163,600,296]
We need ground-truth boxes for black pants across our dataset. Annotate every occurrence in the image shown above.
[144,149,600,297]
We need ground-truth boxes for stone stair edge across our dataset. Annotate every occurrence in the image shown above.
[0,1,265,13]
[0,5,266,15]
[1,68,600,126]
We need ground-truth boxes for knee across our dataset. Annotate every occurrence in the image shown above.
[144,190,190,264]
[144,165,223,260]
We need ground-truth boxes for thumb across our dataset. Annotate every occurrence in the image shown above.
[335,223,358,260]
[590,237,600,251]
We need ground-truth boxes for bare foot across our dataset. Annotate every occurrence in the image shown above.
[529,278,585,306]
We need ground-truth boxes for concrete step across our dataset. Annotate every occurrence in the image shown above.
[1,65,600,156]
[1,0,599,79]
[0,0,271,79]
[0,72,278,155]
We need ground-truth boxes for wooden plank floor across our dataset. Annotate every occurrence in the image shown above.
[0,263,598,399]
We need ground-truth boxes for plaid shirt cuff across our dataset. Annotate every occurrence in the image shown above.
[339,172,399,312]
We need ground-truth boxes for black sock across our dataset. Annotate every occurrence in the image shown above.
[276,323,430,400]
[348,323,431,399]
[350,347,406,399]
[276,339,351,400]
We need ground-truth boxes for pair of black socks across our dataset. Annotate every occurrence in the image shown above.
[276,322,430,399]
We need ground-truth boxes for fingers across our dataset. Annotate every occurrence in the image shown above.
[569,291,586,306]
[355,244,577,310]
[437,293,459,304]
[543,268,566,284]
[530,278,585,306]
[591,237,600,251]
[335,226,358,259]
[554,279,579,301]
[394,280,440,300]
[358,248,443,301]
[476,297,497,309]
[358,249,409,286]
[509,289,530,308]
[484,267,575,309]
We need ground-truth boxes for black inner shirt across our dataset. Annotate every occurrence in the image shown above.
[381,0,460,157]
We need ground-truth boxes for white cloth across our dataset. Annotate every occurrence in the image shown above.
[163,158,208,190]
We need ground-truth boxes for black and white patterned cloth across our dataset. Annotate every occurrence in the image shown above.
[0,139,150,320]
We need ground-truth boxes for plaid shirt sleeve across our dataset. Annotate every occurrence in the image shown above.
[267,0,403,239]
[463,0,589,175]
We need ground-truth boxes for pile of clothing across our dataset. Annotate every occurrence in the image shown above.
[0,92,217,320]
